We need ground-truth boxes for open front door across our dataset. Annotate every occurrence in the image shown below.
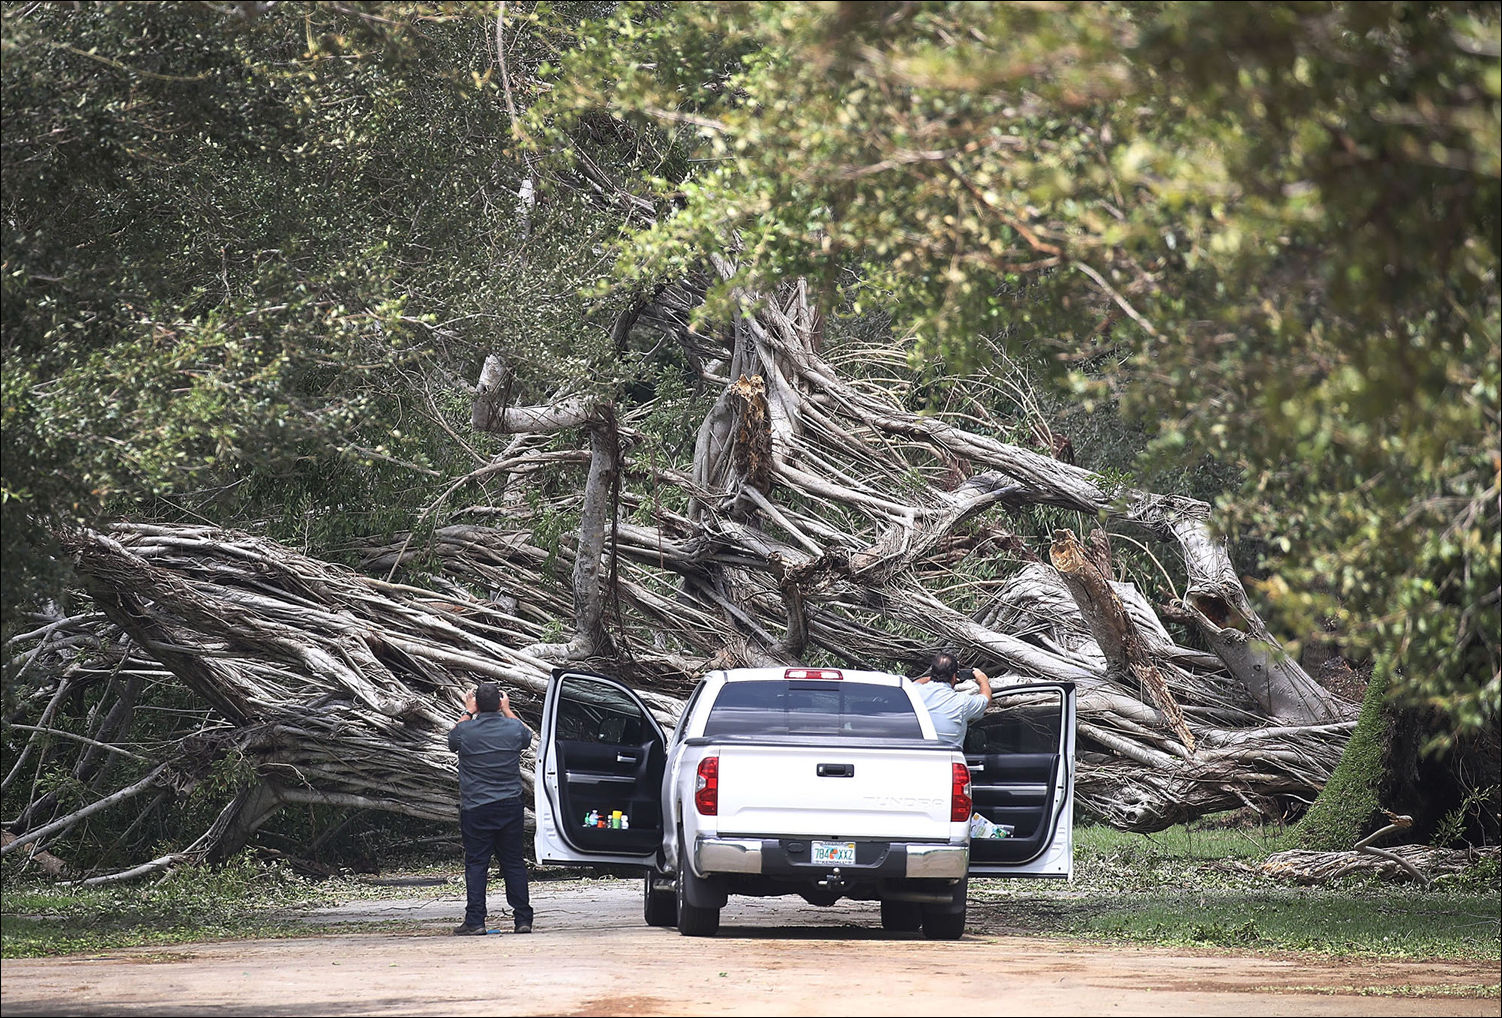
[534,669,667,867]
[964,681,1076,878]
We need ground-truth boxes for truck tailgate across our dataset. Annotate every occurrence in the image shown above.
[713,741,958,840]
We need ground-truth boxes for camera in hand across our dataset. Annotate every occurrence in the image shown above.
[955,667,976,684]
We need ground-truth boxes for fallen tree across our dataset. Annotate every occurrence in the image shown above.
[1256,845,1500,885]
[3,272,1357,880]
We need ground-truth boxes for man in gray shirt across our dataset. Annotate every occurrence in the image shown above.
[914,651,992,747]
[449,681,535,935]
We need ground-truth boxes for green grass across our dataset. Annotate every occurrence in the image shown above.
[1058,890,1502,957]
[970,822,1502,961]
[1,913,308,958]
[1280,984,1502,998]
[1074,816,1294,857]
[5,824,1498,962]
[0,855,415,959]
[0,854,593,957]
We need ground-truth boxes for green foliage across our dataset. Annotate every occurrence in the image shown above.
[527,493,579,581]
[0,856,334,958]
[1,2,660,630]
[2,3,445,612]
[535,0,1500,738]
[1435,783,1502,850]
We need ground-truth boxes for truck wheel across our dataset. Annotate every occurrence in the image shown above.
[675,838,721,937]
[879,899,923,932]
[920,878,968,940]
[643,871,677,927]
[920,902,966,940]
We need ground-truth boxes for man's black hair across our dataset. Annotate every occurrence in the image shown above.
[929,651,959,682]
[475,682,502,713]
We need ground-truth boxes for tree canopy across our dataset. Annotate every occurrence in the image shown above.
[533,0,1500,740]
[2,0,628,620]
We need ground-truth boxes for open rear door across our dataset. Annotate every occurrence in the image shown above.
[533,669,667,867]
[964,681,1076,878]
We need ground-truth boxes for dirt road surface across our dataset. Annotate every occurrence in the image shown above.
[3,878,1497,1017]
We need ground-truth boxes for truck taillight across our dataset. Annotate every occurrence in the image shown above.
[695,755,719,815]
[950,762,972,822]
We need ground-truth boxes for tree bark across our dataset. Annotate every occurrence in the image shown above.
[1051,528,1196,753]
[470,355,615,661]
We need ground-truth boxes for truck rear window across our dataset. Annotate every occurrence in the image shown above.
[702,680,923,739]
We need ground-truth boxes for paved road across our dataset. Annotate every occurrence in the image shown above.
[3,879,1497,1016]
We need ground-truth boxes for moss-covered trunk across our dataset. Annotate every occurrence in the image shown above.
[1297,667,1501,850]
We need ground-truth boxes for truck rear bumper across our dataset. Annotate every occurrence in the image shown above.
[694,836,968,879]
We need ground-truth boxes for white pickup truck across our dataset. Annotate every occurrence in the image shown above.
[533,666,1075,939]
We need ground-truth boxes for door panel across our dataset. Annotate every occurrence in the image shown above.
[965,683,1075,877]
[535,670,667,866]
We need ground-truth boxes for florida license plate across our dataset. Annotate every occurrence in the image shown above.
[811,840,856,865]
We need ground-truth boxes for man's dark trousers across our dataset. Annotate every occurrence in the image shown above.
[460,797,533,929]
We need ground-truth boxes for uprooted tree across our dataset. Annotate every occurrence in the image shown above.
[3,268,1358,883]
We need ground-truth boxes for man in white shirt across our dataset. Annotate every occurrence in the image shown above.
[913,651,992,747]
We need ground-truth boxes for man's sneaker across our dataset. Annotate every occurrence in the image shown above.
[514,921,533,934]
[453,923,486,936]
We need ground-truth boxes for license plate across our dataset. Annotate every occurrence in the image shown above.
[811,840,856,865]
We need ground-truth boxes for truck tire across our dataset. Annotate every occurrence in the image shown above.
[643,871,677,927]
[675,839,721,937]
[920,902,966,940]
[879,899,923,932]
[920,878,967,941]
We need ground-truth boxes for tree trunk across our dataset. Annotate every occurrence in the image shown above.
[1050,528,1196,754]
[1298,668,1501,850]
